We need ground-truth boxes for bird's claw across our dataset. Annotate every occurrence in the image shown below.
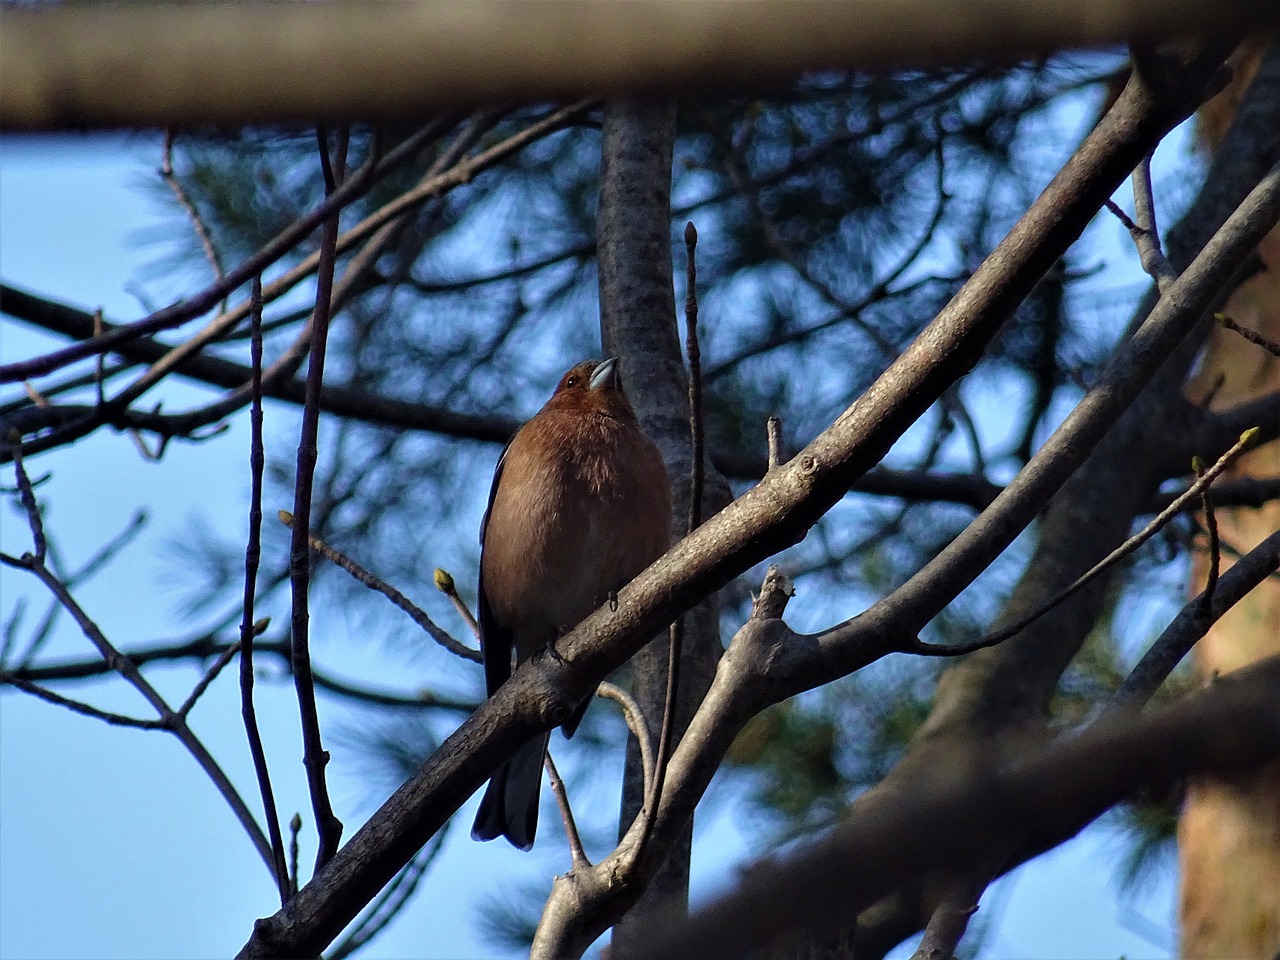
[539,637,566,664]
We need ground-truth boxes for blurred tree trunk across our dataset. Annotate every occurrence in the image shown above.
[1179,34,1280,959]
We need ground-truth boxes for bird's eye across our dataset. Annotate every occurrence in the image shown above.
[565,376,579,387]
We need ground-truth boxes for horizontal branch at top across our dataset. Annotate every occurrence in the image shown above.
[3,0,1275,131]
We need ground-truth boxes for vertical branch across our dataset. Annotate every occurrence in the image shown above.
[241,276,291,904]
[289,127,348,872]
[683,222,704,535]
[289,813,303,897]
[642,222,703,851]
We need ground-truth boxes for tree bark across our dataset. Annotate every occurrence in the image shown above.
[596,96,729,957]
[1178,33,1280,960]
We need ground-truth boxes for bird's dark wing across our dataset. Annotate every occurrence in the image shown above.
[479,438,513,549]
[478,440,515,698]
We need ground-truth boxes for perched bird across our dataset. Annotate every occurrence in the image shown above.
[472,357,672,849]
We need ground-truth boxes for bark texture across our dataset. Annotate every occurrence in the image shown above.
[597,96,729,958]
[1179,33,1280,960]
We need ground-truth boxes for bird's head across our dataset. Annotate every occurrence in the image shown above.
[544,357,637,419]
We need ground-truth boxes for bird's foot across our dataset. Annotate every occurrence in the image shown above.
[539,637,566,664]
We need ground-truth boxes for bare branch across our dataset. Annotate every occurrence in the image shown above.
[0,281,521,449]
[289,129,347,872]
[178,637,241,718]
[160,128,227,288]
[433,568,481,641]
[0,671,166,730]
[909,879,983,960]
[279,511,478,663]
[765,417,784,472]
[1,635,476,713]
[0,121,447,383]
[545,751,590,871]
[1110,527,1280,711]
[908,428,1260,657]
[3,487,276,873]
[1216,310,1280,357]
[6,437,47,561]
[2,105,595,461]
[1106,153,1178,293]
[326,832,447,960]
[240,274,292,905]
[598,681,657,811]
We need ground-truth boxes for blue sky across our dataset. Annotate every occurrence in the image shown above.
[0,134,1180,959]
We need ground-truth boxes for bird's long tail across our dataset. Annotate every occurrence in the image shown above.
[471,731,550,850]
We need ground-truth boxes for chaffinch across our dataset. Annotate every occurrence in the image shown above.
[472,357,673,849]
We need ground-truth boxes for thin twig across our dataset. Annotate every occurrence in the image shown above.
[290,128,347,872]
[161,128,227,289]
[701,111,912,358]
[433,567,481,640]
[0,671,166,729]
[3,475,274,871]
[9,506,146,672]
[1193,456,1221,610]
[1216,311,1280,358]
[178,637,241,718]
[326,831,446,960]
[2,633,477,712]
[545,750,590,869]
[909,428,1261,657]
[638,221,702,858]
[29,561,274,868]
[1104,156,1176,295]
[278,512,478,662]
[4,108,596,463]
[51,117,489,457]
[0,358,131,416]
[0,597,26,669]
[92,309,107,406]
[0,116,445,385]
[1110,527,1280,711]
[7,437,47,561]
[944,388,987,478]
[685,221,705,537]
[316,125,338,194]
[94,105,576,407]
[240,275,291,903]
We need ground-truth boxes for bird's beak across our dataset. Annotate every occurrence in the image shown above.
[589,357,619,391]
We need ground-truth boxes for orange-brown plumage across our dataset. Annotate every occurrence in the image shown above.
[472,357,672,849]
